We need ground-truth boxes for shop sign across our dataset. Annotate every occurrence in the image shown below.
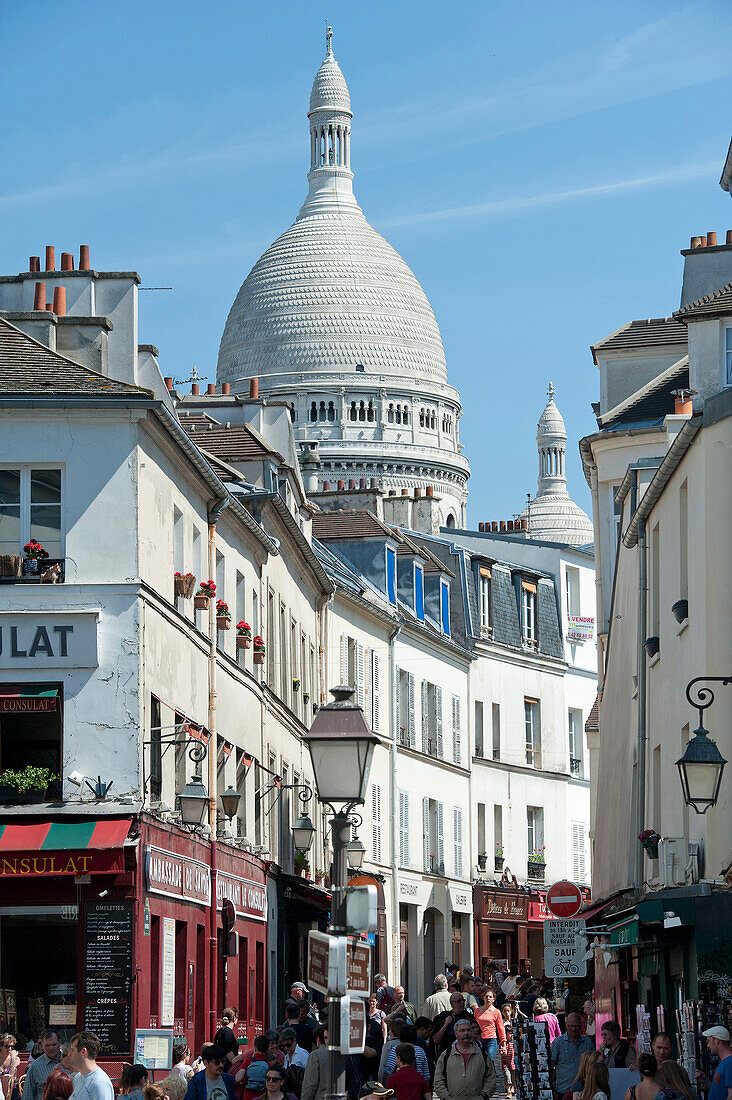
[0,850,123,879]
[216,870,267,922]
[160,918,175,1028]
[528,897,550,922]
[567,616,594,643]
[0,613,98,669]
[340,995,367,1054]
[145,846,211,906]
[347,938,372,996]
[84,900,134,1055]
[448,885,472,914]
[399,879,420,900]
[609,916,640,947]
[480,890,529,921]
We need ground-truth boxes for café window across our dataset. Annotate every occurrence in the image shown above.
[0,903,79,1043]
[0,467,63,560]
[0,684,63,801]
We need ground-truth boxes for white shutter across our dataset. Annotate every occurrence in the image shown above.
[436,686,443,757]
[372,651,380,732]
[423,798,431,871]
[399,791,409,867]
[572,821,587,882]
[452,695,461,765]
[395,667,401,742]
[436,801,445,875]
[372,783,382,863]
[356,643,365,708]
[421,680,429,753]
[340,634,348,684]
[408,673,416,748]
[453,807,463,879]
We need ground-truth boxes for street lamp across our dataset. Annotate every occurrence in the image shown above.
[220,785,241,822]
[347,836,366,870]
[293,811,316,853]
[179,774,210,827]
[676,676,729,814]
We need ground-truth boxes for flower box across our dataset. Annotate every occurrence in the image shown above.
[236,636,251,650]
[217,616,231,630]
[194,594,209,610]
[527,861,546,879]
[0,554,22,578]
[477,853,487,872]
[236,622,251,649]
[671,599,688,624]
[174,572,197,599]
[494,856,504,872]
[644,635,660,658]
[253,651,265,665]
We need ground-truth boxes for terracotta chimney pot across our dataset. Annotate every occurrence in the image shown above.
[492,522,498,532]
[707,231,717,247]
[33,282,46,310]
[370,478,378,488]
[348,479,356,489]
[52,286,66,316]
[206,383,216,395]
[727,230,732,245]
[44,303,54,311]
[249,377,259,399]
[690,236,701,249]
[164,377,173,391]
[675,396,693,415]
[359,478,367,488]
[61,252,74,271]
[29,256,40,272]
[45,246,55,270]
[499,521,506,531]
[700,235,707,247]
[414,487,422,498]
[401,488,409,496]
[507,520,514,531]
[191,383,199,395]
[478,523,485,532]
[323,480,331,492]
[79,245,91,270]
[426,485,434,497]
[222,382,230,395]
[337,479,345,491]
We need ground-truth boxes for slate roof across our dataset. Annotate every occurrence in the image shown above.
[312,509,394,542]
[0,316,149,396]
[599,356,689,429]
[180,415,282,463]
[591,317,687,360]
[585,693,600,734]
[673,282,732,322]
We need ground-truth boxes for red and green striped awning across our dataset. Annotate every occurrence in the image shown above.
[0,818,130,851]
[0,685,59,712]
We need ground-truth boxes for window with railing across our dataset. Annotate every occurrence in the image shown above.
[0,467,63,580]
[568,708,583,776]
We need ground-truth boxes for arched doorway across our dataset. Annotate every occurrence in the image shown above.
[422,906,445,997]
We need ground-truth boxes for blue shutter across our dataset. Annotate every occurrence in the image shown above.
[441,581,451,636]
[386,547,396,604]
[415,565,424,621]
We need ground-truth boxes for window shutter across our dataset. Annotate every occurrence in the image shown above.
[453,807,463,879]
[436,801,445,875]
[421,680,429,753]
[572,821,587,882]
[399,791,409,867]
[356,643,365,708]
[452,695,461,765]
[372,651,380,732]
[408,673,416,747]
[372,783,382,863]
[395,668,401,741]
[436,686,443,757]
[340,634,348,684]
[423,798,431,871]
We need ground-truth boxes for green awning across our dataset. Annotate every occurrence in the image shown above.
[608,915,641,947]
[0,684,59,712]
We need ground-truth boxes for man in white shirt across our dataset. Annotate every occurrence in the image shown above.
[421,975,452,1021]
[69,1032,114,1100]
[501,967,520,1000]
[280,1029,308,1070]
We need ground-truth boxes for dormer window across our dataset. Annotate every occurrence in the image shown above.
[521,579,537,647]
[479,566,491,632]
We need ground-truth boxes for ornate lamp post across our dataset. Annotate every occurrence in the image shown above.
[676,677,729,813]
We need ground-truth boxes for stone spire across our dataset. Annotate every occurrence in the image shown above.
[301,27,358,217]
[536,380,567,497]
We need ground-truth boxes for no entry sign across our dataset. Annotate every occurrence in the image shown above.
[546,880,583,919]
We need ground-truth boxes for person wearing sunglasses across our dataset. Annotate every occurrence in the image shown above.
[278,1031,307,1071]
[185,1045,237,1100]
[256,1064,297,1100]
[0,1035,19,1100]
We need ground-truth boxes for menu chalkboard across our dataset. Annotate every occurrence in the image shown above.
[84,901,134,1055]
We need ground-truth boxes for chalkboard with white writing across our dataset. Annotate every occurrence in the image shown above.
[83,900,134,1054]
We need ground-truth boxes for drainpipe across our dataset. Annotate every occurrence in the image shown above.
[388,621,401,983]
[634,513,648,888]
[588,464,605,686]
[208,495,228,1039]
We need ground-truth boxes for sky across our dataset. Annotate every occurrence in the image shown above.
[2,0,731,523]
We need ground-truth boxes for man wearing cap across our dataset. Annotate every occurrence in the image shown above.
[290,984,319,1026]
[698,1027,732,1100]
[358,1083,394,1100]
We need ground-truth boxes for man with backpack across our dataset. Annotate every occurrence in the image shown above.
[433,1020,496,1100]
[234,1036,272,1100]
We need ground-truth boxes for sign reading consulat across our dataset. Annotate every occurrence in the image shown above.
[0,612,98,669]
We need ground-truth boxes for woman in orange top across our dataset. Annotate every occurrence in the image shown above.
[474,989,506,1066]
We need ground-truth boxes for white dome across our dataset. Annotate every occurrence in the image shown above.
[217,207,449,385]
[521,494,594,547]
[309,53,351,113]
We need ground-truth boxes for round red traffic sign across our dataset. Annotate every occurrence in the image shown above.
[546,880,583,918]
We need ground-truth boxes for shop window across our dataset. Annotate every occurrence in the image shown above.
[150,695,162,801]
[150,915,161,1019]
[0,904,78,1041]
[175,921,187,1020]
[0,683,62,799]
[0,466,63,560]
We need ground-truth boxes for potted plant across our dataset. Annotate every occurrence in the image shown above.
[644,635,660,658]
[303,691,310,705]
[216,600,232,630]
[477,851,488,873]
[294,850,310,877]
[638,828,661,859]
[671,599,688,623]
[253,636,266,665]
[494,844,504,871]
[236,621,252,649]
[313,867,324,885]
[22,539,49,576]
[194,579,216,609]
[528,846,546,878]
[0,765,57,804]
[293,678,301,692]
[174,571,197,598]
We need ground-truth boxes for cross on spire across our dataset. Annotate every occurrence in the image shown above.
[547,380,555,399]
[325,23,333,55]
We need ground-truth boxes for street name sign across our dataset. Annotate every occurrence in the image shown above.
[543,919,586,947]
[544,943,587,977]
[340,995,367,1054]
[546,880,583,919]
[347,938,372,996]
[308,930,348,996]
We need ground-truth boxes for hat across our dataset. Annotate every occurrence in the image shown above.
[358,1084,394,1099]
[702,1026,730,1042]
[290,982,308,992]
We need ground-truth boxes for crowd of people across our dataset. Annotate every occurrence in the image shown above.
[0,977,729,1100]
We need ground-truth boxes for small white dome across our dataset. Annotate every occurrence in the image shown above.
[309,54,351,114]
[537,382,566,437]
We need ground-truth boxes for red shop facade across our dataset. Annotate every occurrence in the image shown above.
[0,811,267,1078]
[474,886,552,977]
